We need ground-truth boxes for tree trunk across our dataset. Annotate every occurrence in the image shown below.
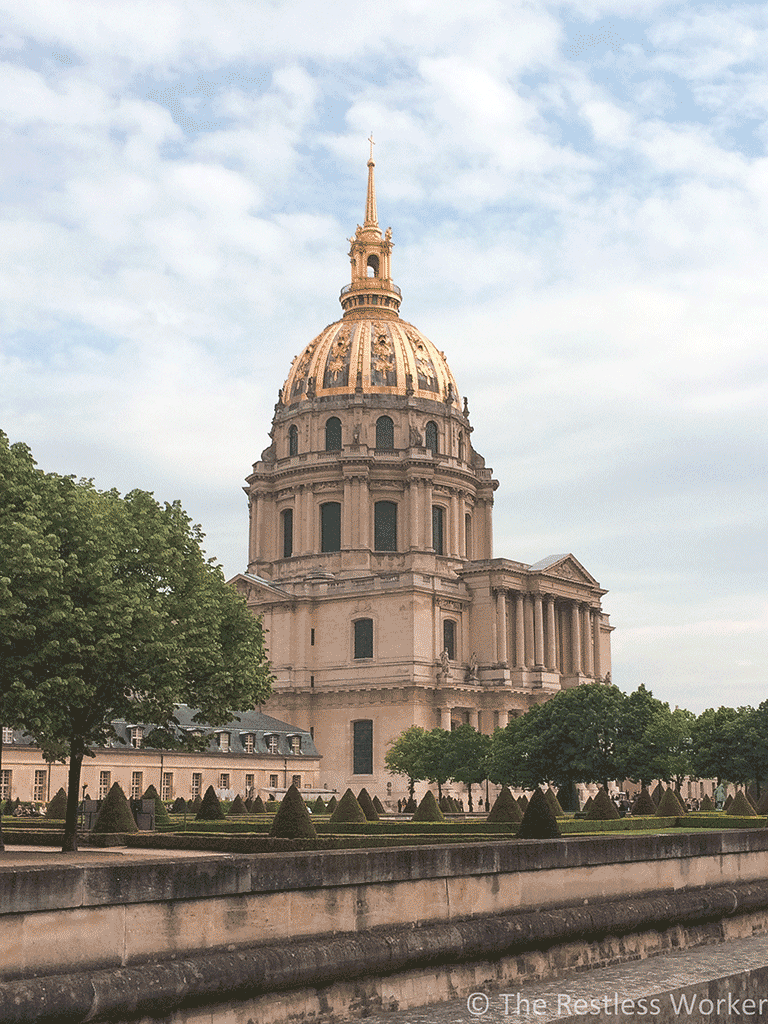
[467,783,473,812]
[0,730,5,853]
[62,742,84,852]
[437,780,443,800]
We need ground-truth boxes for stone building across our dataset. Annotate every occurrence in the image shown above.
[0,707,320,806]
[230,152,613,805]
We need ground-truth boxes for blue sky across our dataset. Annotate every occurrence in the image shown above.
[1,1,766,715]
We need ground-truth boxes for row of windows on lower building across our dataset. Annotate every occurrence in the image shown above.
[288,417,449,457]
[281,503,472,557]
[0,770,304,803]
[352,617,456,660]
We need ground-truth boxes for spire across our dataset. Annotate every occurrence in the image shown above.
[340,138,401,319]
[364,132,378,227]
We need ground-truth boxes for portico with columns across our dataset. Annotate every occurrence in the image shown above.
[231,149,612,806]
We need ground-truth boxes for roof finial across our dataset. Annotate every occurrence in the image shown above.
[364,132,378,228]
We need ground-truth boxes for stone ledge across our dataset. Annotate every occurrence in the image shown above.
[2,880,768,1024]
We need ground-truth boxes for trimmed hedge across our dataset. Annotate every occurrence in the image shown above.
[228,794,248,816]
[196,786,226,820]
[92,783,138,834]
[544,787,565,818]
[412,791,444,822]
[517,787,560,839]
[728,790,757,816]
[631,788,657,816]
[45,787,68,819]
[656,787,686,816]
[357,788,379,822]
[329,788,366,823]
[271,784,317,838]
[586,787,620,821]
[487,786,522,824]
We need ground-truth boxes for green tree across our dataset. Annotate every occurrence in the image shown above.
[421,728,451,800]
[723,705,768,796]
[0,436,273,852]
[616,684,670,787]
[649,705,696,789]
[443,725,490,812]
[690,706,740,784]
[384,726,430,799]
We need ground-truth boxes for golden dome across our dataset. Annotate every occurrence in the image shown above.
[282,315,461,407]
[281,144,461,410]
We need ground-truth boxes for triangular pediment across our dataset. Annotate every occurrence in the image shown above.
[528,554,599,588]
[228,572,292,605]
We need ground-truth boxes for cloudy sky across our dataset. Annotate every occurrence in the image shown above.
[1,1,766,716]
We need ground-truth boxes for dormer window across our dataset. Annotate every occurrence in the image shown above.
[265,734,278,754]
[243,734,255,754]
[290,735,301,755]
[130,726,143,748]
[217,732,230,753]
[2,728,13,744]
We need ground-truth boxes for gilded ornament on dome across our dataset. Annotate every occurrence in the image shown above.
[370,322,397,386]
[323,325,352,388]
[291,339,318,398]
[414,344,438,393]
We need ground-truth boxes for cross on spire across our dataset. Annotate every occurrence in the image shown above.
[368,132,375,163]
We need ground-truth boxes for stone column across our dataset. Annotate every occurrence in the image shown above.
[546,596,557,671]
[408,478,420,549]
[440,707,452,730]
[570,601,582,675]
[533,594,544,668]
[495,589,508,665]
[342,476,353,549]
[515,592,525,668]
[593,611,602,679]
[450,491,460,556]
[497,710,509,729]
[249,493,259,563]
[424,478,433,549]
[582,604,594,677]
[359,478,370,549]
[468,709,479,730]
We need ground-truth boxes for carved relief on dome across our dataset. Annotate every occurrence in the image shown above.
[370,322,397,386]
[323,325,353,389]
[291,338,319,398]
[405,329,439,394]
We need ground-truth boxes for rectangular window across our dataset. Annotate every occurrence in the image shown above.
[191,773,202,800]
[321,502,341,552]
[34,770,46,802]
[292,775,302,788]
[282,508,293,558]
[219,773,230,790]
[99,771,111,800]
[354,618,374,659]
[218,732,230,752]
[465,513,472,558]
[1,727,13,744]
[353,720,373,775]
[269,774,279,788]
[131,771,143,800]
[243,733,254,753]
[161,772,174,801]
[374,500,397,551]
[443,619,456,661]
[130,726,143,748]
[310,628,315,645]
[291,735,301,754]
[0,770,11,800]
[432,505,444,554]
[245,773,255,797]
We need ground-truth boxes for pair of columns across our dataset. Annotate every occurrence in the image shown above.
[495,589,602,676]
[438,708,512,732]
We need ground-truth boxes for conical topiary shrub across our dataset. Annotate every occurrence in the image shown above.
[329,788,366,823]
[724,793,733,811]
[651,783,663,806]
[171,796,188,814]
[142,785,171,825]
[270,783,317,838]
[727,790,757,816]
[326,795,338,813]
[586,787,620,820]
[357,788,379,821]
[405,796,417,813]
[92,783,138,834]
[756,791,768,815]
[412,790,445,822]
[487,786,523,823]
[196,785,226,820]
[372,795,385,815]
[252,795,266,813]
[518,794,529,812]
[228,794,248,816]
[656,786,685,817]
[244,798,254,812]
[545,787,564,818]
[45,787,68,819]
[312,796,326,814]
[631,787,656,816]
[556,781,580,813]
[190,795,203,814]
[583,795,594,813]
[746,791,760,813]
[700,793,715,811]
[516,787,561,839]
[439,796,452,814]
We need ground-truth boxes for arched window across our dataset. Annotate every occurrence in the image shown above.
[432,505,445,555]
[353,719,373,774]
[281,508,293,558]
[464,513,472,558]
[325,417,342,451]
[320,502,341,552]
[288,425,298,456]
[367,254,379,277]
[425,421,438,455]
[374,501,397,551]
[354,619,374,659]
[375,415,394,450]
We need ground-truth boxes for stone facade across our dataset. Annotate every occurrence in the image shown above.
[231,151,612,805]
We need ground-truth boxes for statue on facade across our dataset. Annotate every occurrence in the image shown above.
[438,648,450,681]
[466,651,478,681]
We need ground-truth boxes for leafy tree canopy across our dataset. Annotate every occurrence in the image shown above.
[384,725,431,797]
